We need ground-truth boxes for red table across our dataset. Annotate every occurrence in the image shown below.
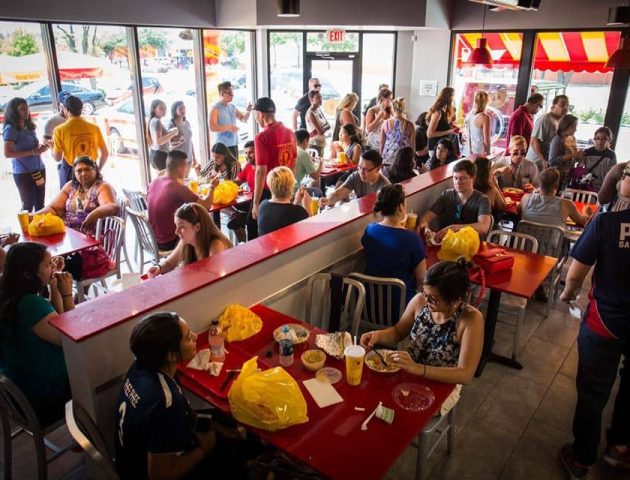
[320,162,357,189]
[426,246,557,375]
[208,191,253,214]
[178,304,454,480]
[18,227,99,257]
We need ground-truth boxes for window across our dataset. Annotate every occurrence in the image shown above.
[451,32,524,154]
[530,31,621,149]
[269,32,304,128]
[361,33,395,114]
[616,88,630,161]
[52,23,140,190]
[203,30,255,152]
[0,21,52,224]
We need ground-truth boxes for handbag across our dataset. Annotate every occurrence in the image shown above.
[568,155,606,191]
[80,245,113,279]
[473,247,515,274]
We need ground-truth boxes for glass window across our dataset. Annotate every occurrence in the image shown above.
[0,21,53,225]
[306,32,359,52]
[451,32,523,154]
[361,33,395,114]
[269,32,304,128]
[618,89,630,161]
[136,27,200,180]
[530,31,621,150]
[203,30,255,153]
[52,23,141,190]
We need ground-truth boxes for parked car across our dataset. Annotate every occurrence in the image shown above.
[105,76,163,105]
[0,81,106,115]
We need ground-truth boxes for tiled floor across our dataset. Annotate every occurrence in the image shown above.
[1,274,627,479]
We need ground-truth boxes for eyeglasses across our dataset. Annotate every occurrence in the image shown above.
[511,150,527,156]
[453,175,471,183]
[358,164,379,173]
[420,288,440,305]
[454,204,463,221]
[313,84,322,88]
[594,136,608,141]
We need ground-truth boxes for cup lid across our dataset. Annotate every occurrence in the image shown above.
[344,345,365,357]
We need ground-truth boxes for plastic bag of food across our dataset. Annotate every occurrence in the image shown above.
[437,226,480,262]
[228,357,309,431]
[212,180,239,205]
[28,213,66,236]
[218,304,263,342]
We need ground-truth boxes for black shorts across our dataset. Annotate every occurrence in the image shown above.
[150,150,168,170]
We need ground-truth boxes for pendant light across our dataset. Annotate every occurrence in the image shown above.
[277,0,300,17]
[606,29,630,69]
[468,6,493,66]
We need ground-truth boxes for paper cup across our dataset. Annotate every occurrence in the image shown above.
[344,345,365,386]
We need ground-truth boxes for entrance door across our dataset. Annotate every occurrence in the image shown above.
[306,55,360,127]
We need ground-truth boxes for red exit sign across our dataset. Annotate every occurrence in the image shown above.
[327,29,345,44]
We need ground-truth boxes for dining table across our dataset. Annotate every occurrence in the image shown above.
[18,226,99,257]
[178,304,454,480]
[425,245,557,376]
[320,160,357,189]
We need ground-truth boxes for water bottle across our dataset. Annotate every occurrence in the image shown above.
[208,319,225,363]
[278,326,294,367]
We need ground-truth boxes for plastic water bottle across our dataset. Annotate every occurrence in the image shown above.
[278,326,294,367]
[208,319,225,363]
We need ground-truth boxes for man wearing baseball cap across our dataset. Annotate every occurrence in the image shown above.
[52,95,108,188]
[249,97,297,239]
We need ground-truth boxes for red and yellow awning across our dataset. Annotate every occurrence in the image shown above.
[455,31,621,73]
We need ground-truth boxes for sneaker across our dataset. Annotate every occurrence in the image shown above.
[560,443,589,479]
[603,444,630,469]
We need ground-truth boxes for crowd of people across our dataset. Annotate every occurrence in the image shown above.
[1,76,629,479]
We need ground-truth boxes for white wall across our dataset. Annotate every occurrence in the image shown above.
[395,31,415,110]
[408,29,452,122]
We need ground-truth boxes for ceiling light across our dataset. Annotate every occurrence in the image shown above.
[277,0,300,17]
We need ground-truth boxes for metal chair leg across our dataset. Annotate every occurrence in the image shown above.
[446,408,455,455]
[34,429,48,480]
[2,414,12,480]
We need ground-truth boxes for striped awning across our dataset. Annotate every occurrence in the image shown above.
[455,31,621,73]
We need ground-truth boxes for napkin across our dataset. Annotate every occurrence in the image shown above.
[187,349,224,376]
[302,378,343,408]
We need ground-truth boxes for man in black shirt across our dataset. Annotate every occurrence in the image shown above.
[292,77,321,130]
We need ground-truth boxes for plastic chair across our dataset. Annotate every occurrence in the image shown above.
[516,220,567,317]
[65,401,118,479]
[561,188,598,205]
[75,216,125,303]
[481,230,539,359]
[125,207,173,274]
[346,272,406,333]
[0,374,76,480]
[304,273,366,337]
[416,406,456,480]
[117,197,133,273]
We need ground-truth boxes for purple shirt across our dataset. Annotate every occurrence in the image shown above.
[147,177,197,245]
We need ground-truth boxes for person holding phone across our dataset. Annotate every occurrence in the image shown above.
[148,99,179,172]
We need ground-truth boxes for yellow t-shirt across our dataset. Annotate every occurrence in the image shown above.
[53,117,106,166]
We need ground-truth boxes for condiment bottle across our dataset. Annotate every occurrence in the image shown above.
[278,326,294,367]
[208,319,226,363]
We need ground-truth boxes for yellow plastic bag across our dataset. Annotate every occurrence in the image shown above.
[218,304,263,342]
[28,213,66,236]
[212,180,239,205]
[437,226,480,262]
[228,357,309,431]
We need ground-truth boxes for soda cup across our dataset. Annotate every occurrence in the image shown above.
[310,197,320,216]
[405,212,418,231]
[344,345,365,386]
[338,152,347,165]
[188,180,199,194]
[17,210,30,234]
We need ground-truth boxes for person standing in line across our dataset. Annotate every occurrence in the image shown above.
[3,97,48,212]
[559,166,630,479]
[304,90,330,157]
[167,100,198,178]
[292,78,321,131]
[580,126,617,193]
[249,97,297,239]
[362,83,390,128]
[465,90,491,156]
[43,91,70,147]
[332,93,360,142]
[526,94,569,170]
[147,99,179,173]
[209,81,252,160]
[506,93,544,149]
[426,87,458,153]
[364,88,393,151]
[52,95,108,189]
[548,114,582,190]
[380,97,415,175]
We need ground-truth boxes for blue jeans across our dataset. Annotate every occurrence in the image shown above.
[58,161,73,189]
[572,321,630,465]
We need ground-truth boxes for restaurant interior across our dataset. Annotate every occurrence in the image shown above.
[0,0,628,479]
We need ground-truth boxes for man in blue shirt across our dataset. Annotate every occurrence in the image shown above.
[559,166,630,478]
[209,81,252,160]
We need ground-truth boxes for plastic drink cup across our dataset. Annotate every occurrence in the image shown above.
[310,197,320,216]
[338,152,347,165]
[188,180,199,194]
[405,212,418,231]
[17,210,30,234]
[344,345,366,386]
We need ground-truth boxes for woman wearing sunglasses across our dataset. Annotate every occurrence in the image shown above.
[493,135,540,190]
[360,259,484,412]
[147,203,232,278]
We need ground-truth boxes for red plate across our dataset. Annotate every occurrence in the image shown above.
[392,383,435,412]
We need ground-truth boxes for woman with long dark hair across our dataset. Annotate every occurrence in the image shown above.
[0,242,74,425]
[148,99,180,172]
[549,114,581,190]
[387,146,417,184]
[427,138,457,171]
[426,87,457,152]
[167,100,196,178]
[473,156,506,212]
[197,142,241,183]
[329,123,362,165]
[2,97,48,212]
[147,203,232,277]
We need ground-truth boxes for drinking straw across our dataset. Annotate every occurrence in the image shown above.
[353,335,357,346]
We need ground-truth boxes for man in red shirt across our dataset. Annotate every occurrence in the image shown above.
[249,97,297,239]
[506,93,544,150]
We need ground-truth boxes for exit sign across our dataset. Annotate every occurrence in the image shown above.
[327,29,345,43]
